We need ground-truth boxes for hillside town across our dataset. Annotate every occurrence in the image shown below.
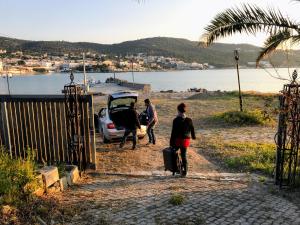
[0,49,211,75]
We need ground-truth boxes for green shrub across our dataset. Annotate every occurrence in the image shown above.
[213,110,275,126]
[0,147,39,205]
[169,193,185,205]
[208,142,276,175]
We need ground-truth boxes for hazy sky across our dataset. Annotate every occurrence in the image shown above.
[1,0,300,46]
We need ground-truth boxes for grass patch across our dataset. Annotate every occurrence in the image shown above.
[201,141,275,175]
[212,109,275,126]
[0,147,39,205]
[188,90,277,100]
[169,193,185,206]
[258,176,266,183]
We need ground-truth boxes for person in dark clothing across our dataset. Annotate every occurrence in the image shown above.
[144,99,158,145]
[170,103,196,176]
[120,102,141,150]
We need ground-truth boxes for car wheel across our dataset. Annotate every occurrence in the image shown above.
[101,128,110,143]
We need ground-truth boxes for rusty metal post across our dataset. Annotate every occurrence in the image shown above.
[234,50,243,112]
[64,71,86,171]
[275,69,300,188]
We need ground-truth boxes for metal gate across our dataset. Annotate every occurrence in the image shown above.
[275,70,300,188]
[0,89,96,169]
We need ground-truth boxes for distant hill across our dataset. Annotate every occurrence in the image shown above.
[1,36,300,67]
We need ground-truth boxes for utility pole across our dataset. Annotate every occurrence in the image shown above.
[131,57,135,86]
[83,52,88,94]
[2,60,12,96]
[234,49,243,112]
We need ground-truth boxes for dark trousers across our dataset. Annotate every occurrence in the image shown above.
[147,121,156,144]
[121,129,137,147]
[175,147,187,174]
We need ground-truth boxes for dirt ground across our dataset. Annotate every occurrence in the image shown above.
[93,91,275,174]
[9,91,298,225]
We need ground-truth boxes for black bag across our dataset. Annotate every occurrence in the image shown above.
[94,114,100,133]
[163,147,178,173]
[139,112,149,125]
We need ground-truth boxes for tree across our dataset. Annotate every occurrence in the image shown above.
[202,3,300,66]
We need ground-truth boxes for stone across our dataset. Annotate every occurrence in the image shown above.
[66,165,80,184]
[66,174,73,186]
[33,174,45,196]
[59,177,68,191]
[39,166,59,188]
[34,187,45,197]
[47,184,61,194]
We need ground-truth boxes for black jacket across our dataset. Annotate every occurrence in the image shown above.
[170,116,196,147]
[124,108,141,130]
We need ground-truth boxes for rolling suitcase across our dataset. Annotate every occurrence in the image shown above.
[163,147,177,173]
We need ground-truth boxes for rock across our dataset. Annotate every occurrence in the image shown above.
[39,166,59,188]
[1,205,12,215]
[59,177,68,191]
[34,187,45,197]
[66,174,73,186]
[33,174,45,196]
[47,185,61,194]
[66,165,80,185]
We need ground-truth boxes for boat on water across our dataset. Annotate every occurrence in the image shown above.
[87,78,101,87]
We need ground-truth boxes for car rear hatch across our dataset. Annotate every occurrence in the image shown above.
[108,91,138,130]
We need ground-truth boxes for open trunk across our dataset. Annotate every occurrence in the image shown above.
[107,92,138,130]
[110,109,128,130]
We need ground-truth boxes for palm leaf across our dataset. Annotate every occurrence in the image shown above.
[202,4,299,46]
[256,30,294,66]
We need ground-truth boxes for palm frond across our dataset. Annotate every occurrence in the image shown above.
[202,4,299,46]
[256,30,292,66]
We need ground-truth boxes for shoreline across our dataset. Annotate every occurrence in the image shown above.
[1,67,288,76]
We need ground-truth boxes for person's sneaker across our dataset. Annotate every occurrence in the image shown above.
[146,142,152,146]
[132,145,136,150]
[119,142,124,148]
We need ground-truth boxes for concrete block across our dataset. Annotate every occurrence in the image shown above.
[59,177,68,191]
[47,185,61,194]
[66,174,73,186]
[33,187,45,197]
[39,166,59,188]
[66,165,80,184]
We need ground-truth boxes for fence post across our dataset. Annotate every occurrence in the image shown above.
[89,95,96,169]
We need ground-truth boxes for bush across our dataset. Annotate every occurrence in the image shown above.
[213,110,275,126]
[203,141,275,175]
[169,193,185,205]
[0,147,39,205]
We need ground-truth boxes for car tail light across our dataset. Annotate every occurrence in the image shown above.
[107,123,115,129]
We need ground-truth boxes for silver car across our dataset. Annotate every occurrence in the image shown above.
[97,91,147,143]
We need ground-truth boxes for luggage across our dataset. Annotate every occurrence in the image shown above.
[163,147,177,173]
[139,112,149,125]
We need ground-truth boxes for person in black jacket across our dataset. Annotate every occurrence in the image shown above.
[170,103,196,176]
[120,102,141,150]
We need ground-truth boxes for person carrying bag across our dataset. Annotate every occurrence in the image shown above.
[170,103,196,176]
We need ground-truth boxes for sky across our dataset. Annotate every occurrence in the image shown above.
[0,0,300,46]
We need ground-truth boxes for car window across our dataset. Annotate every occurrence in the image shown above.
[110,97,136,109]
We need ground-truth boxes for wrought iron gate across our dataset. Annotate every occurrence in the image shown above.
[275,70,300,188]
[64,72,86,171]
